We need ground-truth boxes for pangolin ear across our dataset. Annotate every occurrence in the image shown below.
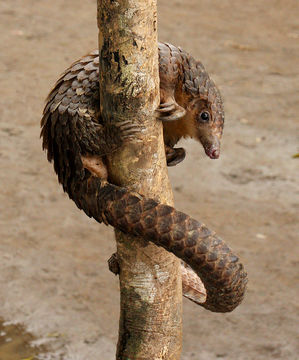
[186,97,201,111]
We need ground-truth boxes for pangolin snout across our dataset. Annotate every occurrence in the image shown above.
[209,148,220,159]
[197,129,221,160]
[205,145,220,159]
[201,135,220,159]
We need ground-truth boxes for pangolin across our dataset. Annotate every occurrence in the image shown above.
[41,42,247,312]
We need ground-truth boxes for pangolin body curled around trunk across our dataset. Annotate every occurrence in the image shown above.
[41,43,247,312]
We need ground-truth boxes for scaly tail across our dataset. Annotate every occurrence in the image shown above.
[77,176,247,313]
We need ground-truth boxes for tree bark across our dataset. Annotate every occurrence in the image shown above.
[97,1,182,359]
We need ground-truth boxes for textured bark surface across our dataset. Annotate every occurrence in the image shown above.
[97,1,182,359]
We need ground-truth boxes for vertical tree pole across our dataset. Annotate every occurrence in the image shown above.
[97,0,182,359]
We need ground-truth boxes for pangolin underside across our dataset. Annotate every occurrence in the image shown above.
[41,43,247,312]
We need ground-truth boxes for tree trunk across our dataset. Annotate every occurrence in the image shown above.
[97,0,182,359]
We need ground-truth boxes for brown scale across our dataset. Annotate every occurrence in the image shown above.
[41,43,247,312]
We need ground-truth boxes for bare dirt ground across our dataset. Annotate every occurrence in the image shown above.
[0,0,298,359]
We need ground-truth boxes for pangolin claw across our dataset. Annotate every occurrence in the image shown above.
[157,104,176,112]
[115,121,145,141]
[156,101,186,122]
[166,147,186,166]
[108,253,120,275]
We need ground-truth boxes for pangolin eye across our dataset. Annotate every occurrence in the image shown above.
[200,111,210,122]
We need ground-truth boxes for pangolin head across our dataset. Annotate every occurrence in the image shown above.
[184,64,225,159]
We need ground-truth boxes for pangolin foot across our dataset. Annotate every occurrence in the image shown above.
[166,147,186,166]
[156,101,186,122]
[108,252,120,275]
[108,120,144,143]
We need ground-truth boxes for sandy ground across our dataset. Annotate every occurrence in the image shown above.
[0,0,298,359]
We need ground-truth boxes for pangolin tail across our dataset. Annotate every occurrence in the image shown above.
[76,175,247,313]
